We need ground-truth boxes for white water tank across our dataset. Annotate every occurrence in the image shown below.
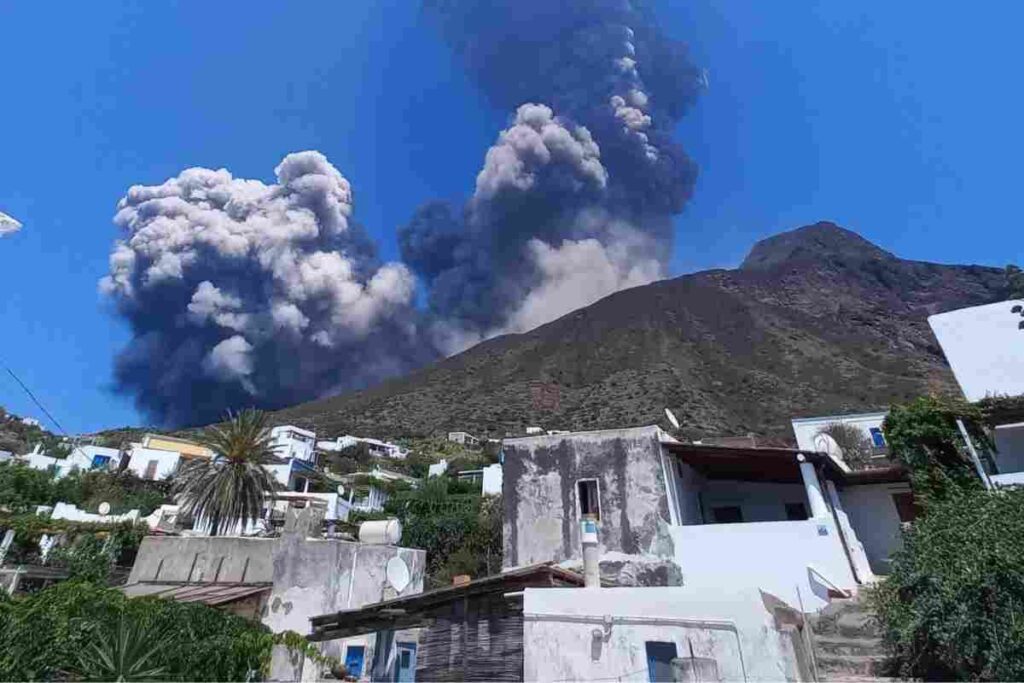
[358,518,402,545]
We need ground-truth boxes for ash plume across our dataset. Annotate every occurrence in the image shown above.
[102,152,433,426]
[103,1,701,425]
[408,0,701,348]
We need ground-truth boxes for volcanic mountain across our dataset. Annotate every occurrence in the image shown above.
[271,222,1006,442]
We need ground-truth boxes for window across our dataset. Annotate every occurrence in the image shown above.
[144,460,158,480]
[91,455,111,469]
[869,427,887,448]
[711,506,743,524]
[577,479,601,520]
[645,641,678,683]
[785,502,808,521]
[892,492,919,523]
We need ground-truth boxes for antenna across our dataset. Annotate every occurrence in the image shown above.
[664,408,681,430]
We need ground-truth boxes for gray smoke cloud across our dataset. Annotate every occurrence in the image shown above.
[406,0,701,349]
[104,0,700,425]
[102,152,434,426]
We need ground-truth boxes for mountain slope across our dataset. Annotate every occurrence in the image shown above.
[271,222,1006,441]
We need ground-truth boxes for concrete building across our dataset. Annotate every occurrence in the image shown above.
[270,425,317,464]
[124,433,213,480]
[18,443,120,479]
[339,467,418,513]
[308,563,815,682]
[447,431,480,447]
[318,436,408,460]
[428,460,503,496]
[502,426,912,609]
[123,508,425,680]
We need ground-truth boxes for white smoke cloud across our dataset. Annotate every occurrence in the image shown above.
[474,103,607,201]
[502,236,662,334]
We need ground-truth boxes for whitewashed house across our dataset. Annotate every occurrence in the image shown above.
[266,425,319,492]
[447,431,480,447]
[929,300,1024,487]
[318,435,408,460]
[125,433,213,480]
[18,444,120,479]
[502,426,913,610]
[428,459,503,496]
[791,411,889,461]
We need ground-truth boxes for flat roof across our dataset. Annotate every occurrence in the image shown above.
[308,563,583,642]
[790,411,888,424]
[503,424,663,445]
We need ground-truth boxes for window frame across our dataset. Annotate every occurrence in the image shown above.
[576,478,602,521]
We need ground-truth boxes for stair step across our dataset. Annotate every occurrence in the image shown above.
[815,654,888,678]
[814,636,884,658]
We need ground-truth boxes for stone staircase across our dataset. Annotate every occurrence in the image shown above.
[807,595,892,681]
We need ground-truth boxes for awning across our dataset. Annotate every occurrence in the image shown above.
[663,442,908,486]
[122,581,272,606]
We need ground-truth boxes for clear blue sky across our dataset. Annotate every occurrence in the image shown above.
[0,1,1019,432]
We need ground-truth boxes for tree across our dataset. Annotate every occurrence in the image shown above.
[173,409,278,536]
[1006,264,1024,299]
[77,613,170,681]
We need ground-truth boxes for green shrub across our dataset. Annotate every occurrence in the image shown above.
[872,487,1024,680]
[883,395,990,507]
[0,580,277,680]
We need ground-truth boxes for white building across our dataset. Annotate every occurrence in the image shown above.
[791,411,888,457]
[270,425,317,464]
[502,426,915,610]
[929,301,1024,487]
[20,417,40,428]
[125,433,213,480]
[317,436,408,460]
[339,467,418,513]
[18,443,120,479]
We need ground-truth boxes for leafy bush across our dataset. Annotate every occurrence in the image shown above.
[0,513,147,570]
[872,487,1024,681]
[0,462,171,516]
[0,580,277,680]
[883,395,989,506]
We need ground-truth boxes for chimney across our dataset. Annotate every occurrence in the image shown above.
[580,515,600,588]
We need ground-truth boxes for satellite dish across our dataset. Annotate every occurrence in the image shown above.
[386,556,411,593]
[336,484,345,496]
[664,408,681,430]
[98,502,111,515]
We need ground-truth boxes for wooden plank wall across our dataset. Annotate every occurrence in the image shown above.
[415,594,524,682]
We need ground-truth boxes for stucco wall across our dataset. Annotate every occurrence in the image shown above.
[128,536,277,583]
[523,586,805,682]
[839,483,909,574]
[791,412,887,455]
[502,426,673,569]
[125,446,181,480]
[668,518,856,611]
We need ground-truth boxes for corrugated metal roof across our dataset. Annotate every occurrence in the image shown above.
[122,581,272,606]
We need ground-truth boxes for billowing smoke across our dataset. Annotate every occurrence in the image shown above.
[406,0,701,348]
[102,152,434,426]
[103,0,701,425]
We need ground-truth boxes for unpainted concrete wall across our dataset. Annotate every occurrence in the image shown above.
[502,426,673,569]
[128,536,276,583]
[523,586,804,682]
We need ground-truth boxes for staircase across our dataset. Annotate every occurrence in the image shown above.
[807,595,892,681]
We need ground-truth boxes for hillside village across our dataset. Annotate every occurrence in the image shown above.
[3,293,1024,681]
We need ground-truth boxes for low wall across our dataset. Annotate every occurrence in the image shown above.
[669,519,856,611]
[523,586,806,682]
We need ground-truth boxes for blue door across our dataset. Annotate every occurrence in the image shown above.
[344,645,365,678]
[395,642,417,682]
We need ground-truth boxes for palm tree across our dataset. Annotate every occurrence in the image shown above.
[173,408,279,536]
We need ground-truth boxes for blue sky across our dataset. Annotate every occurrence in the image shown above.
[0,1,1019,433]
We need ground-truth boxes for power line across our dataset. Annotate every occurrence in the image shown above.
[4,365,69,437]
